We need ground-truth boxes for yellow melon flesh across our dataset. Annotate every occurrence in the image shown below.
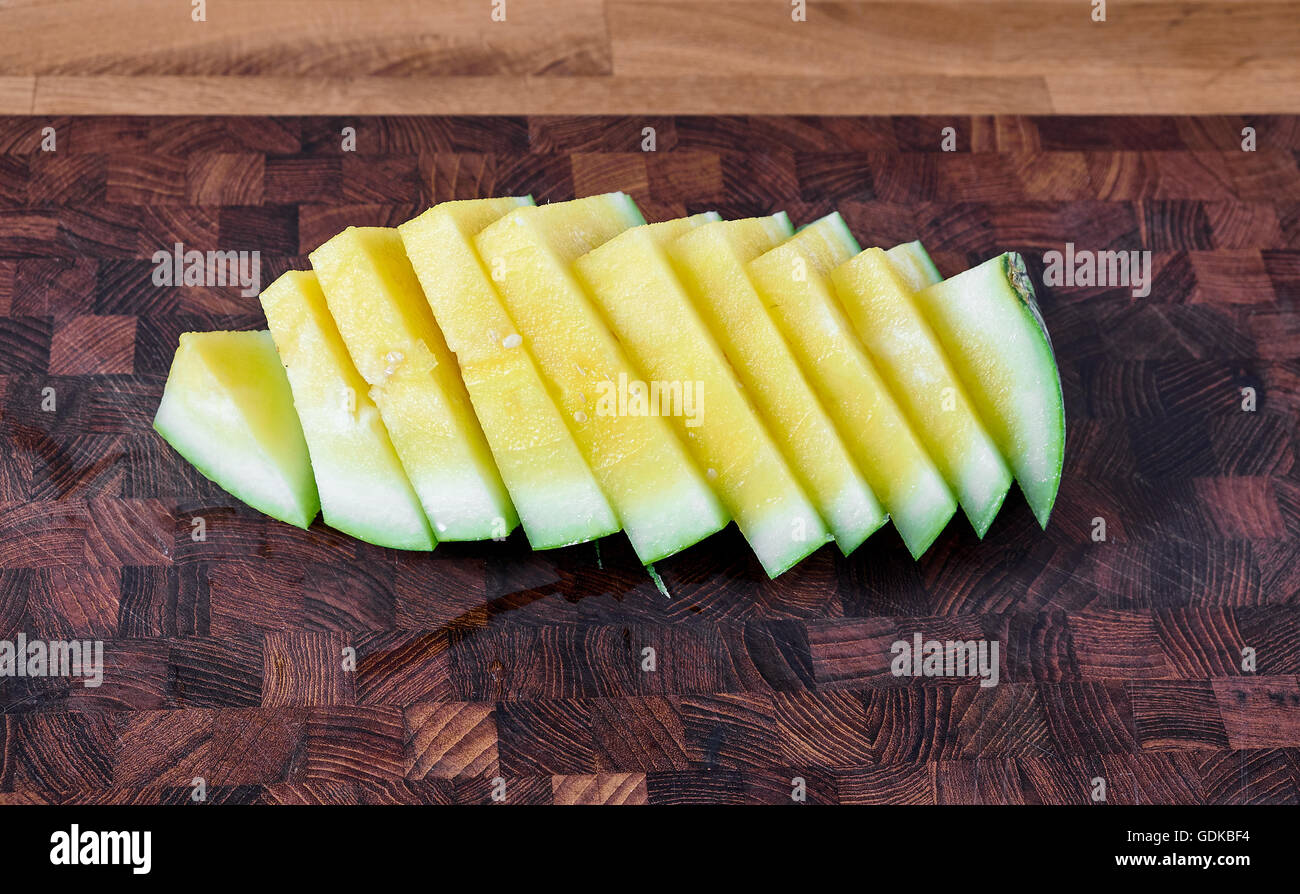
[832,248,1013,538]
[669,214,887,556]
[310,227,517,541]
[259,270,436,550]
[475,193,729,564]
[914,253,1065,529]
[747,213,957,558]
[398,197,620,550]
[154,330,319,529]
[577,215,830,578]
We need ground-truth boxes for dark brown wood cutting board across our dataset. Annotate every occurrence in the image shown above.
[0,115,1297,805]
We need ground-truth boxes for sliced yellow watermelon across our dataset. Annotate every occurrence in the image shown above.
[885,240,943,293]
[748,213,957,558]
[669,213,887,556]
[398,197,620,550]
[832,248,1013,538]
[914,253,1065,528]
[154,330,319,529]
[475,193,729,564]
[259,271,436,551]
[310,227,517,541]
[576,214,831,578]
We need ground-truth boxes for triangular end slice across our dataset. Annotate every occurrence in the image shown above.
[914,253,1065,528]
[154,330,320,529]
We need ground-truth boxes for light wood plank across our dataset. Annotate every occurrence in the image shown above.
[0,0,609,76]
[27,74,1054,115]
[0,77,36,113]
[1045,63,1300,115]
[607,2,1300,78]
[1,1,1297,114]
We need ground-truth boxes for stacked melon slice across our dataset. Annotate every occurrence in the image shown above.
[154,192,1064,577]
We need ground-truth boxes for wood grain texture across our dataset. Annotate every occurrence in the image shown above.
[0,114,1298,804]
[0,2,1298,114]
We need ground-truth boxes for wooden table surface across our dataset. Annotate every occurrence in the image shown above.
[1,1,1299,115]
[0,113,1297,804]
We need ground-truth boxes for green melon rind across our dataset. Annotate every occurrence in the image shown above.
[914,252,1065,529]
[768,211,795,239]
[612,191,648,228]
[153,331,320,529]
[326,503,435,550]
[813,211,862,254]
[312,466,437,549]
[156,413,318,530]
[641,516,720,565]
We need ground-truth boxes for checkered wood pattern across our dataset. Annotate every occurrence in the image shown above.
[0,115,1297,805]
